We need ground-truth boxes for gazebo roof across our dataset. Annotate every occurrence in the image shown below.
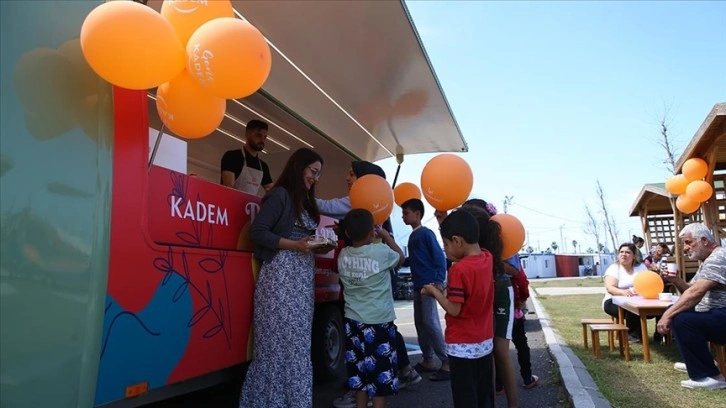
[628,183,671,217]
[675,102,726,172]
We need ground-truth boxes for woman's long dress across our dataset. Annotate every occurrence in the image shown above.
[239,211,317,408]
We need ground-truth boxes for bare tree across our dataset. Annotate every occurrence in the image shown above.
[596,180,619,252]
[584,204,602,253]
[655,104,679,174]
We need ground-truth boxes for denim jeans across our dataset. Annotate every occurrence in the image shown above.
[413,291,448,364]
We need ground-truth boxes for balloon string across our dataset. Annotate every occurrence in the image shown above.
[148,124,165,172]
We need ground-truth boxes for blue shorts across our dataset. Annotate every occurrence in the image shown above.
[344,319,399,397]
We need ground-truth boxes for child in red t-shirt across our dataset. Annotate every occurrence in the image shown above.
[421,210,495,408]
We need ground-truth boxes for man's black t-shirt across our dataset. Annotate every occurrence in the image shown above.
[220,148,273,186]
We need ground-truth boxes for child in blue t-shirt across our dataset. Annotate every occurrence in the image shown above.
[338,209,405,408]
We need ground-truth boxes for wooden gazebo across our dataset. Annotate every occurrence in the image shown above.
[629,102,726,278]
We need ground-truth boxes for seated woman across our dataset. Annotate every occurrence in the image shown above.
[602,243,648,342]
[644,242,672,271]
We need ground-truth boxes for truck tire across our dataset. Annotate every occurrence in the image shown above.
[312,303,345,383]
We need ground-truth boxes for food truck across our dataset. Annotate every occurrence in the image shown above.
[0,1,467,406]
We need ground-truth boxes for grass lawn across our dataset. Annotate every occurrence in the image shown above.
[530,277,604,289]
[537,294,726,408]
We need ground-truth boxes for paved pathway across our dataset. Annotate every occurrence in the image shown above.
[146,281,611,408]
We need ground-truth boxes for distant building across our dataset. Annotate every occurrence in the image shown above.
[520,253,615,279]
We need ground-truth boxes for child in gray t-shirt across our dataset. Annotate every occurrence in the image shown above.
[338,209,405,408]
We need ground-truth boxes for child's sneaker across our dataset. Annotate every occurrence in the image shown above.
[398,367,422,389]
[523,374,540,389]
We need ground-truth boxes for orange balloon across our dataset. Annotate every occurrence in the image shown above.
[633,271,664,299]
[676,194,700,214]
[421,154,473,211]
[156,70,226,139]
[491,214,525,259]
[161,0,235,46]
[350,175,394,225]
[186,18,272,99]
[81,1,185,89]
[665,174,689,195]
[394,182,422,207]
[682,158,708,181]
[685,180,714,203]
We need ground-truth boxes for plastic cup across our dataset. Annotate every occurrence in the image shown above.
[667,263,678,277]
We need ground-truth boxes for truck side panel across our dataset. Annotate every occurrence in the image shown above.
[95,89,259,406]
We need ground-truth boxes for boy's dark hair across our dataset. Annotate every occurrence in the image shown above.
[343,209,375,242]
[401,198,425,217]
[440,210,479,244]
[246,119,268,132]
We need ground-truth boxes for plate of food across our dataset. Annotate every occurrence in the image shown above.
[307,236,337,252]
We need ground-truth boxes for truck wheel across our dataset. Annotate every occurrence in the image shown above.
[312,304,345,383]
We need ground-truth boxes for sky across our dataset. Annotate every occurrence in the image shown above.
[375,0,726,254]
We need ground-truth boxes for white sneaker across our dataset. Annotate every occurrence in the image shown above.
[681,377,726,389]
[674,361,718,373]
[332,390,373,408]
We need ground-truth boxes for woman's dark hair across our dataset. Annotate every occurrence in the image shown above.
[274,148,323,224]
[632,235,644,245]
[618,243,640,267]
[459,204,504,278]
[351,161,386,179]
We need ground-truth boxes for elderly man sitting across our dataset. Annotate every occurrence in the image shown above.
[657,223,726,390]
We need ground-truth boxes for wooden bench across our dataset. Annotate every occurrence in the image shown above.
[590,323,630,361]
[581,318,616,351]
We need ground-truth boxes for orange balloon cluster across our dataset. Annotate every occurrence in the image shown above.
[394,182,422,207]
[80,0,272,139]
[350,175,394,225]
[665,157,713,214]
[633,271,664,299]
[421,154,474,211]
[491,214,526,259]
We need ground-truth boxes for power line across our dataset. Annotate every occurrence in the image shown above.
[509,202,585,224]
